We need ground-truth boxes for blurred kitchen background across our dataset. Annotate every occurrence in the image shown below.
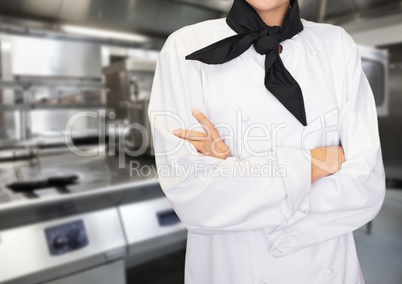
[0,0,401,283]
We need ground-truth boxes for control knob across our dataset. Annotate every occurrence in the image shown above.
[52,236,68,250]
[67,229,85,249]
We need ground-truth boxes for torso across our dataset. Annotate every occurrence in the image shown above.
[167,18,363,284]
[177,18,346,159]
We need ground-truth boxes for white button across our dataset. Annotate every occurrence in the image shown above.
[311,50,318,57]
[242,115,250,122]
[326,268,333,275]
[235,56,242,63]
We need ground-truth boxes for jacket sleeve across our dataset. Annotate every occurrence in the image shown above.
[148,32,312,235]
[267,28,386,257]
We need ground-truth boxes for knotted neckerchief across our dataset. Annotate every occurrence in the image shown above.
[186,0,307,126]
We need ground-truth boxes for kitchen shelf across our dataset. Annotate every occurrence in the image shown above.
[0,80,106,92]
[0,104,107,111]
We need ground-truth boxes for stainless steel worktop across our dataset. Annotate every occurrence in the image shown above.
[0,150,162,230]
[0,151,187,284]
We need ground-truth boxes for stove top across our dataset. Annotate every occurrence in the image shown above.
[0,152,157,205]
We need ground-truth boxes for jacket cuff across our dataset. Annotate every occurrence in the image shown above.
[275,147,312,218]
[270,230,296,257]
[263,147,312,257]
[263,195,310,256]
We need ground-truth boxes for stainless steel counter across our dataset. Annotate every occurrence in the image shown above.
[0,151,187,284]
[0,151,162,230]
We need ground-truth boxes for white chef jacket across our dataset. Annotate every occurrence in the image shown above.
[148,18,385,284]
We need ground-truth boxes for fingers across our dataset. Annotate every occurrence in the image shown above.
[311,146,346,181]
[173,128,211,155]
[187,140,210,155]
[173,129,208,141]
[187,139,230,159]
[191,109,221,141]
[173,109,220,141]
[172,109,232,160]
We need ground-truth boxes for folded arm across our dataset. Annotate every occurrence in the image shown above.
[149,34,312,235]
[266,28,386,257]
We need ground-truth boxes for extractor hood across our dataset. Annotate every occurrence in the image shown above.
[0,0,401,39]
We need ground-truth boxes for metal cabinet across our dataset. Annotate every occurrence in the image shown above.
[43,260,125,284]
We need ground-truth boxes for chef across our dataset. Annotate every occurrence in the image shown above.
[148,0,386,283]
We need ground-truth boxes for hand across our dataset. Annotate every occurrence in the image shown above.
[173,109,231,160]
[311,146,346,183]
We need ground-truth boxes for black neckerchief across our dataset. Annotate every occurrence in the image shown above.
[186,0,307,126]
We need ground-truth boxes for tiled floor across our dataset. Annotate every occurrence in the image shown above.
[127,188,402,284]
